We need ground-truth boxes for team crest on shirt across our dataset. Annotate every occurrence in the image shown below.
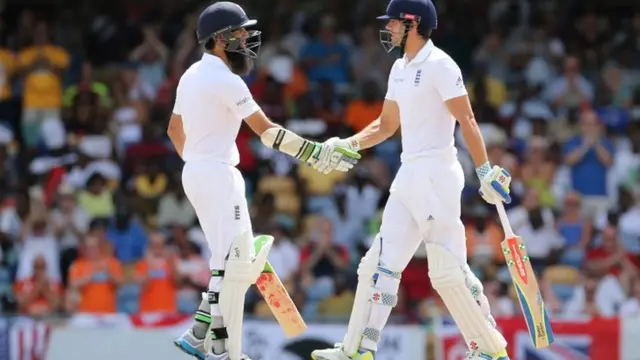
[414,69,422,87]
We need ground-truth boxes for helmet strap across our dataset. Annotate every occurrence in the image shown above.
[399,20,413,57]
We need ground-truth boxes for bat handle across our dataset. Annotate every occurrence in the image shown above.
[495,202,516,238]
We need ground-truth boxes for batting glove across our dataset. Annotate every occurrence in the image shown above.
[477,163,512,205]
[307,137,361,174]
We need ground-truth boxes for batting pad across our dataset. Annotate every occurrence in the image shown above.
[220,232,273,359]
[426,243,507,353]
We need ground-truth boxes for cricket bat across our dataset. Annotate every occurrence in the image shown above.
[495,203,555,348]
[253,236,307,338]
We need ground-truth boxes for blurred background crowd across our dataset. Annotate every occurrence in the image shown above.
[0,0,639,326]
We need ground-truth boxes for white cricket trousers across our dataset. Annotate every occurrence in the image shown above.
[181,160,253,274]
[379,154,467,270]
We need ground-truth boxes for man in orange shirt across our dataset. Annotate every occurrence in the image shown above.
[15,255,62,316]
[67,235,123,313]
[344,80,384,133]
[135,231,179,313]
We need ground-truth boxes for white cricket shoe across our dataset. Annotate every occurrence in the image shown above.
[205,352,252,360]
[311,343,374,360]
[174,329,206,360]
[464,349,510,360]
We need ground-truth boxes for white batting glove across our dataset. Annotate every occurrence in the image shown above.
[307,137,361,174]
[477,163,512,205]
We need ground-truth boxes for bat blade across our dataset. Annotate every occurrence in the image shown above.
[501,235,555,348]
[256,263,307,338]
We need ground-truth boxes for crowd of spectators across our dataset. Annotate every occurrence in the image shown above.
[0,0,639,325]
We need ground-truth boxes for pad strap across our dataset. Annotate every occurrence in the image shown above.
[210,327,229,340]
[208,291,220,305]
[194,310,212,324]
[211,270,225,277]
[376,266,401,279]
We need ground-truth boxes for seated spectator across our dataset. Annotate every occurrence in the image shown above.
[557,191,592,268]
[157,180,196,229]
[50,189,90,283]
[107,205,148,264]
[563,274,626,318]
[544,56,594,113]
[317,273,355,317]
[134,231,178,314]
[265,223,300,284]
[299,217,349,319]
[620,278,640,317]
[17,216,60,282]
[344,80,383,133]
[77,173,115,219]
[173,226,209,313]
[585,225,639,293]
[507,187,563,272]
[520,137,556,208]
[67,235,123,313]
[562,110,614,218]
[131,162,167,220]
[465,213,505,269]
[14,255,62,316]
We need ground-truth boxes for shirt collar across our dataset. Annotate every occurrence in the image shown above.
[404,39,434,66]
[202,53,228,68]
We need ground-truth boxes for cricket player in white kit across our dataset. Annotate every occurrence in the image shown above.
[167,2,361,360]
[311,0,513,360]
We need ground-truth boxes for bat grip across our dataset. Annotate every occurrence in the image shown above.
[495,202,516,238]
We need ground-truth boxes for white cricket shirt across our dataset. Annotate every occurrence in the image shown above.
[173,53,260,165]
[386,40,467,161]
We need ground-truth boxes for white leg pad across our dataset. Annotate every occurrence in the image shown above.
[219,231,273,360]
[342,235,401,355]
[426,243,507,353]
[342,235,380,355]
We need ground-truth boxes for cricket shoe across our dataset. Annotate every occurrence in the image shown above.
[205,352,252,360]
[464,348,510,360]
[174,329,206,360]
[311,343,374,360]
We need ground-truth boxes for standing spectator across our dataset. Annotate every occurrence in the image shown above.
[14,255,62,316]
[17,22,69,149]
[129,25,169,98]
[563,110,615,218]
[134,231,178,314]
[67,235,123,313]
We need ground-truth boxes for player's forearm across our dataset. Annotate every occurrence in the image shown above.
[259,126,318,162]
[352,118,393,150]
[459,117,489,169]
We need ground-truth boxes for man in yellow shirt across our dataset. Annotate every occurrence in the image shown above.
[17,22,69,148]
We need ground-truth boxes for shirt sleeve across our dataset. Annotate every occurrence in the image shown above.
[433,57,468,101]
[384,61,398,101]
[172,79,182,115]
[219,75,261,119]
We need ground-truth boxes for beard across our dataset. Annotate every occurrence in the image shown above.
[226,50,253,75]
